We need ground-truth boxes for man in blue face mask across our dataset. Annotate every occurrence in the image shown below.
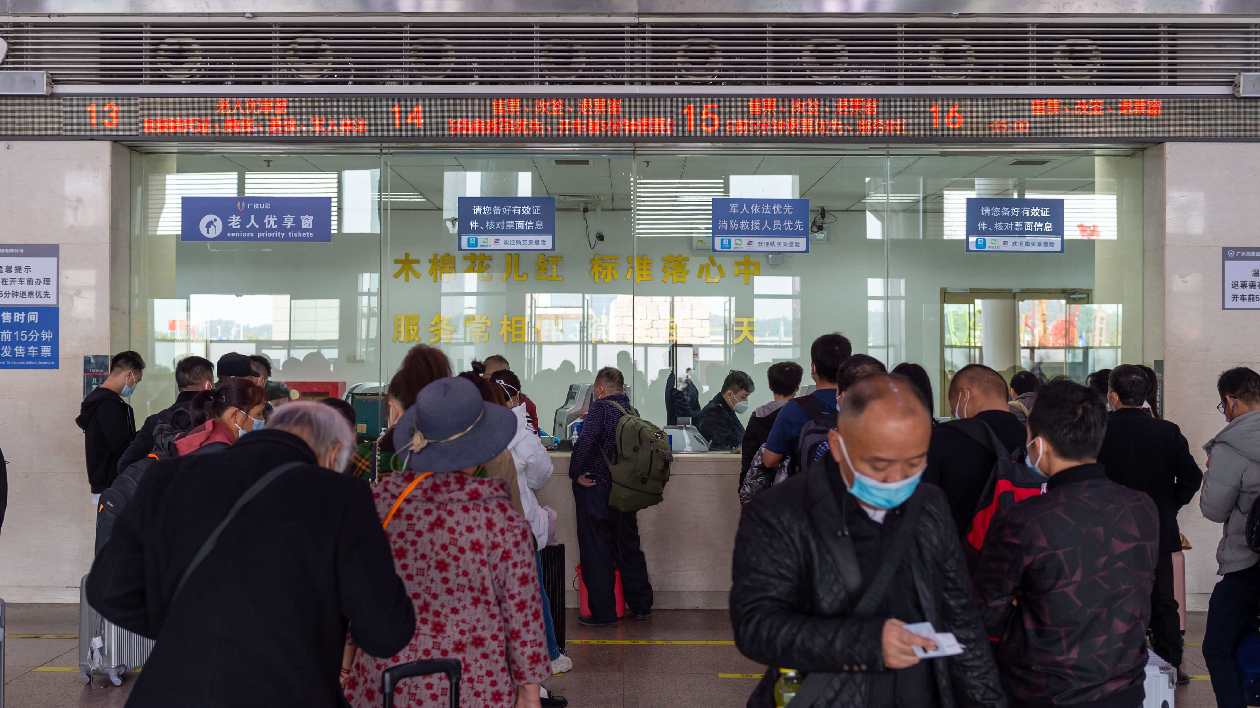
[77,350,146,506]
[731,374,1004,708]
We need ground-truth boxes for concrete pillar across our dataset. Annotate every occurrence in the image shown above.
[979,298,1017,373]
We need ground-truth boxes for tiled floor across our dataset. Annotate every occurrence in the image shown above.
[0,604,1226,707]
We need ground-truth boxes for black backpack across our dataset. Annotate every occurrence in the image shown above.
[1245,494,1260,554]
[93,408,218,555]
[791,395,837,478]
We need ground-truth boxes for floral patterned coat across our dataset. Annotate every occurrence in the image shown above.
[344,471,551,708]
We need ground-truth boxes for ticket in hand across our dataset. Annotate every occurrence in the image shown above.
[902,622,966,659]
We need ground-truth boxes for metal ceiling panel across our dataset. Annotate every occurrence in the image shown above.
[1,18,1258,87]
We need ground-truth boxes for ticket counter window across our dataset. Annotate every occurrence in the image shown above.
[129,148,1143,445]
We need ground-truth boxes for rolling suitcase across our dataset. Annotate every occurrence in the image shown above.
[1144,649,1176,708]
[78,573,154,686]
[382,659,461,708]
[540,543,566,651]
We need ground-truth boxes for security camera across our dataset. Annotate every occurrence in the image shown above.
[595,231,605,242]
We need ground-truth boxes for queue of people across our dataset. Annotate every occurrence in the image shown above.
[730,331,1260,708]
[72,336,1260,708]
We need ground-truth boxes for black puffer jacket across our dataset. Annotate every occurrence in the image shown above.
[730,459,1006,708]
[698,393,745,452]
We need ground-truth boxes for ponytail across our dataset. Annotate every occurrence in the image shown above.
[190,378,267,426]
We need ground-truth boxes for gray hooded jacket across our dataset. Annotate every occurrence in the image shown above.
[1201,409,1260,574]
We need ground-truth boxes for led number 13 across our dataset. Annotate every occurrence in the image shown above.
[87,103,119,128]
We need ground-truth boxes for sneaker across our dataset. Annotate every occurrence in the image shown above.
[632,609,653,621]
[540,695,569,708]
[1177,668,1191,686]
[578,615,619,628]
[551,653,573,674]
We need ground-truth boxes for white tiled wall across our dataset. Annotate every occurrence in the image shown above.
[1156,142,1260,611]
[0,141,128,602]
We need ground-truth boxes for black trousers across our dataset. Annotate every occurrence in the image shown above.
[1204,563,1260,708]
[1149,551,1183,667]
[573,481,654,622]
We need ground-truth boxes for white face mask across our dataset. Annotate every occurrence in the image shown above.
[952,390,971,420]
[1028,436,1045,475]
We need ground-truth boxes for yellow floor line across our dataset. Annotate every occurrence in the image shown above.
[6,634,78,639]
[1191,675,1211,681]
[32,667,78,672]
[568,639,736,645]
[1186,642,1203,647]
[719,673,763,679]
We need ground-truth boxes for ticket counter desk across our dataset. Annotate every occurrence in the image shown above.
[536,452,742,610]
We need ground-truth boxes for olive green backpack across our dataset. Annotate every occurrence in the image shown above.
[600,401,674,513]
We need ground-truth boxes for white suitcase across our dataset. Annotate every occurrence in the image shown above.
[78,573,154,686]
[1144,650,1176,708]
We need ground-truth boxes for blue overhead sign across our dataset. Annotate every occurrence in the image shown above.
[458,196,556,251]
[181,197,333,242]
[0,306,57,369]
[711,198,810,253]
[966,198,1064,253]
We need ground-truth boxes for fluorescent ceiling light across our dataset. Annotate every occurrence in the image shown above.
[633,179,726,238]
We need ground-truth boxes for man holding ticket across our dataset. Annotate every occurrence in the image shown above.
[973,379,1158,708]
[731,374,1004,707]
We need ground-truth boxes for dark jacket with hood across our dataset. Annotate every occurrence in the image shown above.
[698,393,745,452]
[116,390,200,476]
[87,429,415,708]
[730,456,1006,708]
[76,386,136,494]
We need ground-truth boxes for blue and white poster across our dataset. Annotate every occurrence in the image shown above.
[458,196,556,251]
[181,197,333,242]
[966,198,1064,253]
[0,306,57,369]
[711,198,810,253]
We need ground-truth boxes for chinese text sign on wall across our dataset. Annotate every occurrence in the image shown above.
[711,198,810,253]
[0,306,58,369]
[180,197,333,242]
[965,198,1064,254]
[1223,248,1260,310]
[458,196,557,251]
[0,244,58,306]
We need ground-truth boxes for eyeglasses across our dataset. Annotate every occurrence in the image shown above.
[1219,398,1231,414]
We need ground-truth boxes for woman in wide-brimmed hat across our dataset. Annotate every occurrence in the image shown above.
[344,376,549,708]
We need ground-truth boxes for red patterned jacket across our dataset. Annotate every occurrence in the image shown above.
[345,471,550,708]
[972,463,1158,708]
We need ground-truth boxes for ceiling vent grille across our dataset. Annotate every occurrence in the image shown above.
[1,20,1258,86]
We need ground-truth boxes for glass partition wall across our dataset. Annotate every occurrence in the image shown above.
[129,147,1144,430]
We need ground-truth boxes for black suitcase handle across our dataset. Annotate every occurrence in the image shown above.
[382,659,461,708]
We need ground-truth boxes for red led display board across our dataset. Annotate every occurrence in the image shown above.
[0,95,1252,141]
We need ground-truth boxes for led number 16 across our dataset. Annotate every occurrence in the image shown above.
[930,104,963,129]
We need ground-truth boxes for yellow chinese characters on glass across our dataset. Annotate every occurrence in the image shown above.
[465,315,490,342]
[464,253,492,281]
[735,255,759,284]
[661,255,690,284]
[429,253,456,282]
[428,314,454,343]
[590,254,620,283]
[502,254,528,281]
[392,314,422,342]
[734,317,756,344]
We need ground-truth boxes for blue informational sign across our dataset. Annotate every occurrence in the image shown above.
[181,197,333,242]
[0,306,57,369]
[965,198,1064,253]
[458,196,556,251]
[711,198,810,252]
